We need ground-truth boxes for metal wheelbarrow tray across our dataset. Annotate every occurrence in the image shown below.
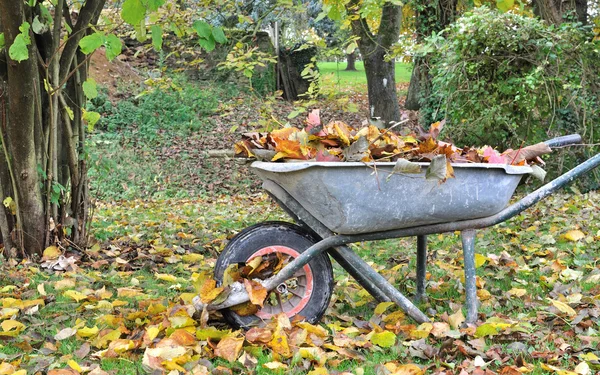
[252,161,531,235]
[193,134,600,327]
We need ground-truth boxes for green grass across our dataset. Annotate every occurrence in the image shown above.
[318,61,413,92]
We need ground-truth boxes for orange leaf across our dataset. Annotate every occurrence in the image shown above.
[170,329,197,346]
[271,127,298,140]
[273,139,306,161]
[214,336,245,362]
[418,137,438,154]
[244,279,267,307]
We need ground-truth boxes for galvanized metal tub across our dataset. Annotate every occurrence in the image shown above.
[252,161,532,235]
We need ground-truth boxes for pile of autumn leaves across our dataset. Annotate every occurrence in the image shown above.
[235,110,551,182]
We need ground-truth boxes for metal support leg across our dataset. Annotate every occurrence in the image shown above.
[327,244,429,323]
[327,246,391,303]
[415,235,427,303]
[461,229,478,324]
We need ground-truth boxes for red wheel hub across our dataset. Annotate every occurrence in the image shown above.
[247,246,314,320]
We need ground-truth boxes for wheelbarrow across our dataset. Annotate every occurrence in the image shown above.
[193,134,600,328]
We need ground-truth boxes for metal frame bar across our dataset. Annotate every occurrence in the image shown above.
[415,235,427,303]
[194,137,600,325]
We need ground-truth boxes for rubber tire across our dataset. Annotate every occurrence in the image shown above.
[214,221,334,329]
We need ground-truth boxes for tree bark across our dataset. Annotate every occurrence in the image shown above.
[345,52,357,71]
[532,0,587,25]
[405,0,458,111]
[0,0,45,255]
[347,1,402,126]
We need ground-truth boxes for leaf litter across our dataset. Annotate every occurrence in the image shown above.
[0,183,599,374]
[234,110,552,183]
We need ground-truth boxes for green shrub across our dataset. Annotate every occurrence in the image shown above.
[88,77,231,141]
[419,7,600,187]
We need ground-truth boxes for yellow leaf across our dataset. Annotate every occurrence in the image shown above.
[563,230,585,242]
[448,309,465,329]
[541,363,578,375]
[146,326,161,341]
[155,273,178,283]
[0,308,19,320]
[409,323,433,340]
[178,293,196,304]
[55,279,76,290]
[374,301,396,315]
[2,197,16,215]
[77,326,99,338]
[370,330,396,347]
[67,359,82,372]
[0,285,17,293]
[199,278,224,304]
[508,288,527,297]
[108,339,136,353]
[37,283,47,296]
[474,253,488,268]
[42,245,61,260]
[63,290,88,302]
[263,362,288,370]
[548,298,577,317]
[182,253,203,263]
[579,353,599,361]
[169,315,196,329]
[0,320,25,337]
[0,362,16,375]
[308,368,329,375]
[13,370,27,375]
[389,363,424,375]
[92,329,121,348]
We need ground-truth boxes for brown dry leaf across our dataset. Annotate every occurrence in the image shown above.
[245,327,273,343]
[503,142,551,165]
[214,336,245,362]
[244,279,267,307]
[54,327,77,341]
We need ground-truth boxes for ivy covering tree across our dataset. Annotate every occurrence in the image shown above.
[0,0,226,257]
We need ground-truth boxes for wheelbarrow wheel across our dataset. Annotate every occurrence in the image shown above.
[214,221,334,329]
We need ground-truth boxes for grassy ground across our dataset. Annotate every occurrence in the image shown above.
[318,61,413,93]
[1,73,599,375]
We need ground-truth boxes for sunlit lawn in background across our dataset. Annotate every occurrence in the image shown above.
[318,61,413,93]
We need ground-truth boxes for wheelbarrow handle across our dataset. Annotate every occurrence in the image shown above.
[544,134,582,148]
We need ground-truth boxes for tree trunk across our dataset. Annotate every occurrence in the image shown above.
[533,0,587,25]
[0,0,45,256]
[364,52,400,124]
[405,0,458,111]
[405,58,424,110]
[347,1,402,126]
[345,52,357,71]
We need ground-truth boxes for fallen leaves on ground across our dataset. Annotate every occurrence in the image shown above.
[0,190,598,374]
